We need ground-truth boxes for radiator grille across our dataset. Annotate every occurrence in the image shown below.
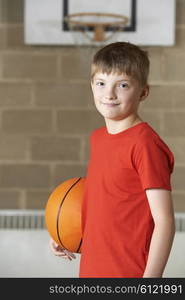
[0,210,46,229]
[175,213,185,232]
[0,210,184,231]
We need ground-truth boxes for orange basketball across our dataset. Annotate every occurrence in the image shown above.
[45,177,85,253]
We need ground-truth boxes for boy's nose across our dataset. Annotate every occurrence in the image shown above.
[104,88,117,100]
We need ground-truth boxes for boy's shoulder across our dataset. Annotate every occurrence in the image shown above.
[89,126,106,141]
[134,123,173,156]
[136,122,162,143]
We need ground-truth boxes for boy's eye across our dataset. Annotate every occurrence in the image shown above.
[119,83,128,88]
[96,81,104,86]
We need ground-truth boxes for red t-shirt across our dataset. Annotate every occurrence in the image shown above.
[79,122,174,278]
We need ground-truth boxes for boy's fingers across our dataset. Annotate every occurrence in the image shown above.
[53,250,70,259]
[50,239,76,259]
[63,249,76,259]
[56,253,72,261]
[55,247,76,258]
[53,248,75,260]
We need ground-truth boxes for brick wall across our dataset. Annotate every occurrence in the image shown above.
[0,0,184,211]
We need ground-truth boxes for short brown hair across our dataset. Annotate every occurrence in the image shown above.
[91,42,150,86]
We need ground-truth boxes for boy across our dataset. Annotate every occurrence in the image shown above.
[50,42,175,278]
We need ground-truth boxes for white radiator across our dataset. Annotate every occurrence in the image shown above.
[0,210,46,229]
[0,210,184,277]
[0,210,184,231]
[175,213,185,231]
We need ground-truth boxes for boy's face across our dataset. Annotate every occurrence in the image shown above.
[91,72,149,121]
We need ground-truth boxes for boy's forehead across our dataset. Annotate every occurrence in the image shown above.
[94,71,132,81]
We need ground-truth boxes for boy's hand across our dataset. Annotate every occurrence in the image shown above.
[49,238,76,261]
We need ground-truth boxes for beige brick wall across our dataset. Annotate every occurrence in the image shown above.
[0,0,184,211]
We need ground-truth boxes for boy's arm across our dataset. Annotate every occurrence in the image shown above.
[143,189,175,278]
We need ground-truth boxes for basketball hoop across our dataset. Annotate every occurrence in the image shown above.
[64,12,129,43]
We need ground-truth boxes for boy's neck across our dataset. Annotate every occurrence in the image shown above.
[104,115,143,134]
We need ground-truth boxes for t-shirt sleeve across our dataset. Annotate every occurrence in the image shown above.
[132,138,175,191]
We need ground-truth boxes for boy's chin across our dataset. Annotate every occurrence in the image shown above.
[103,114,125,121]
[97,109,116,117]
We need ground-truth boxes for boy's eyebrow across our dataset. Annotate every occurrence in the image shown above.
[94,77,131,82]
[94,77,105,81]
[116,79,130,82]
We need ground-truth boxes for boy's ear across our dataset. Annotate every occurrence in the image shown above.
[140,85,149,101]
[90,79,93,89]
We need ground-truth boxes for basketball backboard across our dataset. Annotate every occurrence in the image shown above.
[24,0,176,46]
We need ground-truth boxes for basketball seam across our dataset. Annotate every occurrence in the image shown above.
[56,177,82,251]
[76,238,82,253]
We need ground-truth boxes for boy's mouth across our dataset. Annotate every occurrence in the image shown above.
[101,102,120,107]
